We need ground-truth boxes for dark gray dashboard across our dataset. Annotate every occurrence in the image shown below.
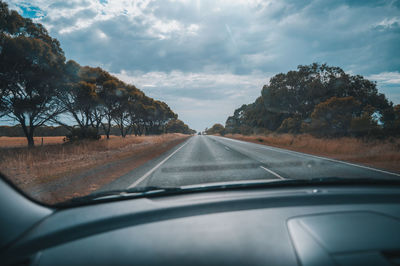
[2,184,400,266]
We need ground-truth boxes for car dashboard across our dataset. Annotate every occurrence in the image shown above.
[2,182,400,266]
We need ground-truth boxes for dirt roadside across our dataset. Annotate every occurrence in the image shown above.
[224,134,400,174]
[10,135,190,204]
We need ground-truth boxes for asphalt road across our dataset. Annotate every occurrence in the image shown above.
[99,135,400,191]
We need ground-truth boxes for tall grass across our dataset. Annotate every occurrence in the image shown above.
[0,136,65,148]
[0,134,186,188]
[225,133,400,173]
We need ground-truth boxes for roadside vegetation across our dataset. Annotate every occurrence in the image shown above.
[206,63,400,173]
[0,2,194,148]
[0,134,189,202]
[218,63,400,139]
[225,134,400,173]
[0,136,65,148]
[0,3,195,202]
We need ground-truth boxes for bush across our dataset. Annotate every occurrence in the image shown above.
[206,123,226,135]
[307,96,361,137]
[277,117,302,134]
[239,125,253,136]
[65,127,101,142]
[349,116,381,138]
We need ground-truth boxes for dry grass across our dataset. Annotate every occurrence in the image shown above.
[225,133,400,173]
[0,135,129,148]
[0,136,65,147]
[0,134,188,190]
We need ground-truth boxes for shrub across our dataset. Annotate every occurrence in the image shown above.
[277,117,302,134]
[65,127,101,142]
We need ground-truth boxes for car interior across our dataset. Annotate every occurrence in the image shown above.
[1,1,400,266]
[2,175,400,266]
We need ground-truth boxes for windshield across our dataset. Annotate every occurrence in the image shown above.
[0,0,399,206]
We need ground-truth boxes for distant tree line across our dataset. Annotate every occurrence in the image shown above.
[219,63,400,138]
[165,119,196,135]
[0,124,195,138]
[205,124,225,136]
[0,2,194,147]
[0,125,70,137]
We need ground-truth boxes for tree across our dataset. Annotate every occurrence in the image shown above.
[111,87,132,137]
[381,104,400,137]
[0,1,190,142]
[277,116,302,134]
[206,124,225,135]
[225,105,247,134]
[307,96,362,137]
[0,2,65,146]
[349,105,381,138]
[99,78,123,139]
[144,100,177,135]
[165,119,194,134]
[261,63,389,121]
[55,62,103,139]
[225,63,393,138]
[394,105,400,134]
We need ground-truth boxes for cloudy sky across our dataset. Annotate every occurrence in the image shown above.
[6,0,400,131]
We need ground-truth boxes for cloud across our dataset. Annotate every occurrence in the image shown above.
[368,72,400,84]
[376,17,400,29]
[4,0,400,129]
[368,72,400,105]
[7,0,400,74]
[113,70,268,130]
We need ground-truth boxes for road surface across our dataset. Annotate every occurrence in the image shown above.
[99,135,400,191]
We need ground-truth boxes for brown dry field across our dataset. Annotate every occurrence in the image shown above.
[0,136,66,147]
[0,135,126,148]
[0,134,190,204]
[225,134,400,173]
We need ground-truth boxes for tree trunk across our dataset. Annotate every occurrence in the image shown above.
[103,123,110,139]
[132,124,138,136]
[102,117,112,140]
[21,123,35,148]
[27,132,35,147]
[120,125,126,138]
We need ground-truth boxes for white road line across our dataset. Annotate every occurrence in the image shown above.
[219,136,400,177]
[127,140,190,188]
[224,146,230,151]
[260,166,286,179]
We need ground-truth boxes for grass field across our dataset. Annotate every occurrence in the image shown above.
[0,136,65,147]
[0,134,189,203]
[225,134,400,173]
[0,135,128,148]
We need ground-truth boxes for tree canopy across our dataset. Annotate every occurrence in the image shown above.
[225,63,397,138]
[166,119,195,135]
[205,124,225,135]
[0,1,193,146]
[0,2,65,146]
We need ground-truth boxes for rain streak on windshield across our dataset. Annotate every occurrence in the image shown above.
[0,0,399,205]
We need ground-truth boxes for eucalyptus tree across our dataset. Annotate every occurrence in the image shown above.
[0,2,65,146]
[55,62,101,138]
[226,63,393,137]
[99,79,121,139]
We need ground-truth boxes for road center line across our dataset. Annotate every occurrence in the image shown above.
[260,166,285,180]
[127,139,190,188]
